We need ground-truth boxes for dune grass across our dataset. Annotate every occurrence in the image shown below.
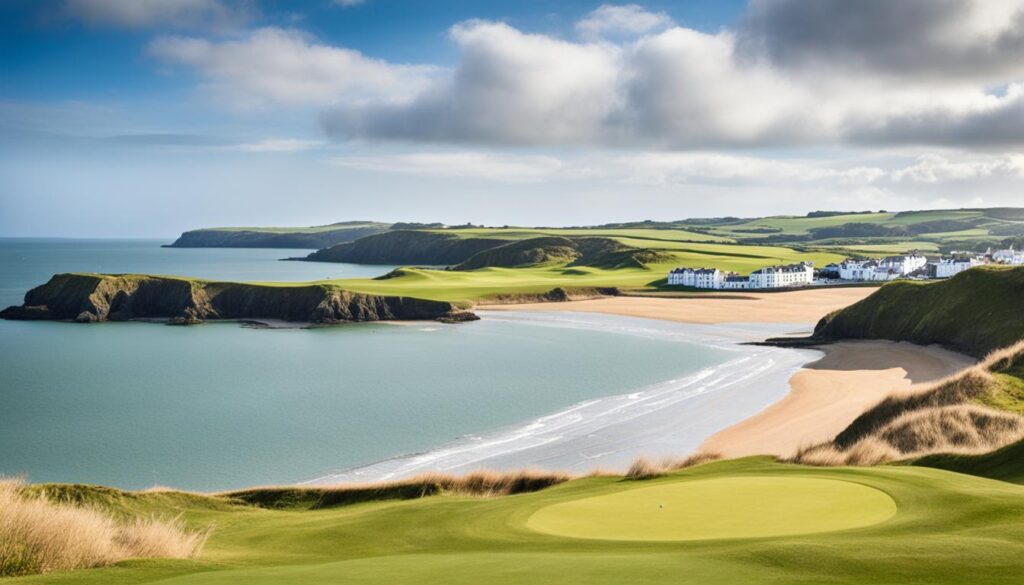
[0,480,210,578]
[7,458,1024,584]
[792,341,1024,466]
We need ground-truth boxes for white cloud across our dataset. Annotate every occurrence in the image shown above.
[576,4,672,39]
[325,149,1024,194]
[323,21,622,144]
[227,138,324,152]
[331,151,564,181]
[319,5,1024,150]
[63,0,248,29]
[334,0,366,6]
[149,27,439,108]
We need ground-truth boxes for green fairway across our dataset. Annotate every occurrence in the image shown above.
[316,245,846,303]
[526,476,896,541]
[12,458,1024,585]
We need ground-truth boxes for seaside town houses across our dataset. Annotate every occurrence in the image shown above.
[667,263,814,290]
[992,245,1024,266]
[667,248,1012,290]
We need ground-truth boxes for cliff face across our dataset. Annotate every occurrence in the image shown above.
[0,274,474,325]
[167,223,390,249]
[813,267,1024,357]
[304,231,507,265]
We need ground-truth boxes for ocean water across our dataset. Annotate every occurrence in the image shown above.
[0,239,781,491]
[0,238,395,309]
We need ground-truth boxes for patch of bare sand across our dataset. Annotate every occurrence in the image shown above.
[699,341,977,458]
[480,288,876,325]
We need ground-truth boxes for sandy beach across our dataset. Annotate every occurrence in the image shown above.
[486,288,977,461]
[699,341,976,458]
[481,288,877,325]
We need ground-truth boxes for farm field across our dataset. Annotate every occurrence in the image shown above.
[13,458,1024,585]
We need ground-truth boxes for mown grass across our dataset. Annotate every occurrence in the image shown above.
[314,246,846,303]
[8,458,1024,584]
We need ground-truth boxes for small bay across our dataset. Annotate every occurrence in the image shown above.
[0,239,738,491]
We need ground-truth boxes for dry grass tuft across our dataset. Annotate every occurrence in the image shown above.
[0,479,210,578]
[625,452,722,480]
[791,341,1024,467]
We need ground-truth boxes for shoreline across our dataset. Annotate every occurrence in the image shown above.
[305,312,823,484]
[478,290,977,465]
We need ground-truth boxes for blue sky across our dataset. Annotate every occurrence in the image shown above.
[2,0,1023,237]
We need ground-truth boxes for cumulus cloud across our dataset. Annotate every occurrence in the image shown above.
[321,8,1024,149]
[151,1,1024,150]
[149,27,438,108]
[323,21,623,144]
[576,4,672,39]
[62,0,249,29]
[738,0,1024,83]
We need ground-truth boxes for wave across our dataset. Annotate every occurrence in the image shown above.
[303,312,820,484]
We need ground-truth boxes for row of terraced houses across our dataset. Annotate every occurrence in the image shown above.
[667,246,1022,290]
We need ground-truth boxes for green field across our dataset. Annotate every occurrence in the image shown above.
[314,244,846,303]
[434,227,734,243]
[14,458,1024,585]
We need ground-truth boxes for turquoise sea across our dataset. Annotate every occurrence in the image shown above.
[0,239,748,491]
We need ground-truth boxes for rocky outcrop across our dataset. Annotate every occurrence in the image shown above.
[0,274,475,325]
[166,222,391,249]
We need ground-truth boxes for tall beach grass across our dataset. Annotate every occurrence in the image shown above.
[0,479,210,578]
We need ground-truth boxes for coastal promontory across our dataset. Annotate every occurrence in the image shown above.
[0,273,475,325]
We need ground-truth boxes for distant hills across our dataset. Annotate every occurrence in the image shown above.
[165,221,391,249]
[167,207,1024,253]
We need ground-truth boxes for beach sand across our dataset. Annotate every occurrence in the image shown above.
[480,288,877,325]
[488,288,977,461]
[699,341,976,458]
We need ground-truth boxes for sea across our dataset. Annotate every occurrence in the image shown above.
[0,238,818,491]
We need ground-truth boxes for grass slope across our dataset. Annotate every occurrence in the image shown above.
[814,266,1024,357]
[11,459,1024,585]
[324,245,845,303]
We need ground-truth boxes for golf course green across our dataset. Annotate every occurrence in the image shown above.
[526,476,897,541]
[12,458,1024,584]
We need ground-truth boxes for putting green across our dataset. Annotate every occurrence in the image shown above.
[526,476,897,541]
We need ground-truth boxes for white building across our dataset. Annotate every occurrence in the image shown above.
[667,267,723,288]
[838,254,926,282]
[930,257,983,279]
[879,253,928,275]
[749,263,815,289]
[668,263,813,290]
[993,246,1024,266]
[721,275,751,289]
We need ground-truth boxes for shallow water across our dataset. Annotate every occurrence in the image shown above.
[0,239,743,491]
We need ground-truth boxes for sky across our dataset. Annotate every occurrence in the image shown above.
[2,0,1024,238]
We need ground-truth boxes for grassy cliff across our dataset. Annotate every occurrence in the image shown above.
[167,222,390,249]
[813,266,1024,357]
[0,273,471,324]
[305,230,508,265]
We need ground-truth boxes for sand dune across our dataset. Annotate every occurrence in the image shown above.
[481,288,877,325]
